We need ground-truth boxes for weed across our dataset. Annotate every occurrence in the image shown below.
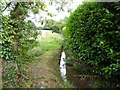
[63,80,75,88]
[50,75,57,81]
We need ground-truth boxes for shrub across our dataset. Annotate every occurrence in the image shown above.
[66,1,120,82]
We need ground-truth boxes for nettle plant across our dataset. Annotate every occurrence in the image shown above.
[66,2,120,87]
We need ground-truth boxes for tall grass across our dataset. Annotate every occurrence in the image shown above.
[18,33,63,65]
[63,80,75,88]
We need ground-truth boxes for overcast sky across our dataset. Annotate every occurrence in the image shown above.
[27,0,83,26]
[3,0,83,26]
[46,0,83,21]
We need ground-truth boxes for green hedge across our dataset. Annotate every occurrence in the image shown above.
[66,2,120,80]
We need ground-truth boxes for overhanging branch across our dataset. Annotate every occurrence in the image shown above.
[2,2,12,12]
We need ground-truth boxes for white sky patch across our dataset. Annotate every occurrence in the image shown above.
[33,0,83,26]
[2,0,83,26]
[45,0,83,21]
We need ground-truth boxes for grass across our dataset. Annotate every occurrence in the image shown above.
[50,75,57,81]
[19,32,63,87]
[63,80,75,88]
[34,33,76,88]
[20,33,63,64]
[36,33,63,52]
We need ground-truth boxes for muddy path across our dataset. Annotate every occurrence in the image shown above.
[24,49,64,88]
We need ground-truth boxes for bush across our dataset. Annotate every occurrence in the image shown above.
[66,2,120,82]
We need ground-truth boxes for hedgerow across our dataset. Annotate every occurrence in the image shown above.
[66,2,120,85]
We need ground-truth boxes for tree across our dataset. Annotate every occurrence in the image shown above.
[1,0,73,87]
[45,19,67,33]
[1,1,45,87]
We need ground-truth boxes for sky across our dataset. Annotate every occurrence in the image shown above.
[27,0,83,26]
[2,0,83,26]
[46,0,83,21]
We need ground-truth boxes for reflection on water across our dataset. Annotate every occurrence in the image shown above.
[59,51,67,81]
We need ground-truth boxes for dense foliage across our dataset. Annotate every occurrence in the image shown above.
[1,1,44,87]
[65,2,120,87]
[45,19,66,33]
